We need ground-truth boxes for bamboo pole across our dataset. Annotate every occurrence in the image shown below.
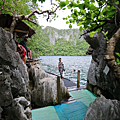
[57,76,61,104]
[77,70,80,88]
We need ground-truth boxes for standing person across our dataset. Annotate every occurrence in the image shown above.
[58,58,64,79]
[27,47,32,59]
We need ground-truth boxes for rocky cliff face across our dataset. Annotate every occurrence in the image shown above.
[42,26,84,45]
[83,31,120,119]
[0,28,32,120]
[84,31,120,100]
[28,62,70,108]
[84,95,120,120]
[0,27,70,119]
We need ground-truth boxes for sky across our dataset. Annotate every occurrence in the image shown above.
[36,1,79,29]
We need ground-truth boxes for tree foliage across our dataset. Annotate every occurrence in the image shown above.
[59,0,120,37]
[1,0,120,36]
[26,26,89,57]
[0,0,60,33]
[53,38,89,56]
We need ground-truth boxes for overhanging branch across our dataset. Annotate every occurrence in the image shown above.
[105,27,120,81]
[19,4,59,24]
[79,21,108,38]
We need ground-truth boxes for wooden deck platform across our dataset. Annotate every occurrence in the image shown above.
[31,69,96,120]
[32,90,98,120]
[46,71,86,104]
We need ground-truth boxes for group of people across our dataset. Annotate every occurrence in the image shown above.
[16,39,68,79]
[16,38,32,64]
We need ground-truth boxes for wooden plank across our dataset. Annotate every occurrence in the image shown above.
[77,70,80,88]
[57,76,61,104]
[4,28,29,33]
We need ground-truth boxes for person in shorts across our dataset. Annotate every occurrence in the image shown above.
[17,44,27,64]
[20,38,33,60]
[58,58,64,79]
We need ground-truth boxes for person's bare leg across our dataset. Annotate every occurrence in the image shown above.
[60,73,63,79]
[27,52,30,58]
[21,56,26,64]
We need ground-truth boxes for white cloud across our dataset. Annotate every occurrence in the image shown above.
[36,1,79,29]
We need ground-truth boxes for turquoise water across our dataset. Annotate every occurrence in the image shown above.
[39,56,92,87]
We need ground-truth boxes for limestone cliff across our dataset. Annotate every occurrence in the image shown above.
[0,27,70,119]
[41,26,84,45]
[84,30,120,119]
[28,62,70,107]
[0,28,32,120]
[84,95,120,120]
[84,31,120,100]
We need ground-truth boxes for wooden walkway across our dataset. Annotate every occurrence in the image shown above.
[46,71,79,88]
[45,71,86,104]
[31,71,98,120]
[32,90,97,120]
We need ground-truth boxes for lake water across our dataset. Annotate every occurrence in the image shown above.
[39,56,92,87]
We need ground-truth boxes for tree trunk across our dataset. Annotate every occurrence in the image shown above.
[105,28,120,82]
[10,10,17,34]
[9,17,16,34]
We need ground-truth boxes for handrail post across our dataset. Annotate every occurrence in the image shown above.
[77,70,80,88]
[57,76,61,104]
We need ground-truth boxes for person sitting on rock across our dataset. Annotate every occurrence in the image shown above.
[19,38,33,60]
[17,44,27,64]
[27,47,32,60]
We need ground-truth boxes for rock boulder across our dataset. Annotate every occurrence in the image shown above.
[0,28,32,120]
[84,31,120,100]
[29,62,70,107]
[4,97,32,120]
[84,96,120,120]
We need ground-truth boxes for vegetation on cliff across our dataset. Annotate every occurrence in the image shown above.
[59,0,120,80]
[27,26,89,57]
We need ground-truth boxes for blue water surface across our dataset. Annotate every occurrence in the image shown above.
[39,56,92,87]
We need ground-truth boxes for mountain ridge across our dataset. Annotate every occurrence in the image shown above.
[27,26,89,57]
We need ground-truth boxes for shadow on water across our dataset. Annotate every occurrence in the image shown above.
[40,56,92,87]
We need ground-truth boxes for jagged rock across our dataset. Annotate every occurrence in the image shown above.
[84,31,120,100]
[0,28,32,120]
[43,26,83,45]
[83,95,120,120]
[84,30,100,49]
[86,46,93,55]
[0,72,13,106]
[29,62,70,107]
[4,97,32,120]
[0,27,18,68]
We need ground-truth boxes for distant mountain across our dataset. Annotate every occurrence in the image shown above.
[41,26,84,45]
[27,26,89,57]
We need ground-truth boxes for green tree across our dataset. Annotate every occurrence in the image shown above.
[0,0,59,33]
[59,0,119,36]
[0,0,61,57]
[59,0,120,80]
